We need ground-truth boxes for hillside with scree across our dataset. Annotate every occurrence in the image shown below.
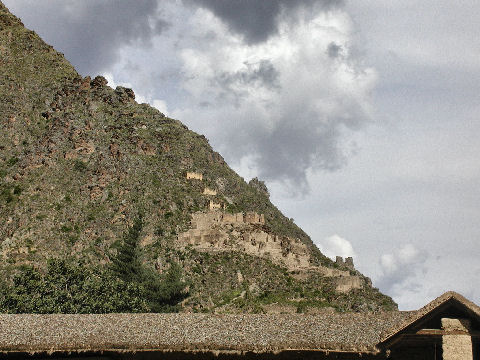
[0,2,396,313]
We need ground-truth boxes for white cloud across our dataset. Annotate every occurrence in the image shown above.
[152,99,169,115]
[376,244,426,306]
[398,243,419,263]
[102,72,117,89]
[380,254,397,274]
[383,254,480,311]
[380,244,420,276]
[316,234,356,261]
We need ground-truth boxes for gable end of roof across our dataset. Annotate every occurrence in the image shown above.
[378,291,480,349]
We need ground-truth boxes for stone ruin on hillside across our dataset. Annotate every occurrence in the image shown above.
[182,171,363,293]
[336,256,354,270]
[186,172,203,180]
[203,187,217,196]
[177,210,365,293]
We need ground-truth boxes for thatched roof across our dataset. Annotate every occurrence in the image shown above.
[1,291,478,356]
[0,312,409,355]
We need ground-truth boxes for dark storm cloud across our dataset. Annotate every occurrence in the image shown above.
[4,0,166,75]
[226,60,280,90]
[190,0,344,44]
[218,60,280,89]
[255,114,345,189]
[250,102,369,190]
[221,97,368,191]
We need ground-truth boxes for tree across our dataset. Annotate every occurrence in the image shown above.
[110,217,144,283]
[110,217,188,312]
[143,262,188,312]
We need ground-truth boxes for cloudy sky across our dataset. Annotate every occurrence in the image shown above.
[5,0,480,310]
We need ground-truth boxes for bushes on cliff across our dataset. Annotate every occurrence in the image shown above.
[0,218,188,314]
[0,259,148,313]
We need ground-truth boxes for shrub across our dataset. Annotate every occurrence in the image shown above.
[0,217,188,314]
[73,159,87,172]
[7,157,19,167]
[0,259,148,313]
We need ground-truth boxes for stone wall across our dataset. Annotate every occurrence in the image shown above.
[190,211,264,230]
[208,200,222,210]
[203,187,217,196]
[335,276,363,293]
[245,212,265,224]
[442,318,473,360]
[186,172,203,180]
[178,211,365,292]
[335,256,355,270]
[178,211,310,271]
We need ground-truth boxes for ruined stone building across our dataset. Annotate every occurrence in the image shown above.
[208,200,223,210]
[186,172,203,181]
[0,292,478,359]
[177,211,364,293]
[203,188,217,196]
[336,256,354,270]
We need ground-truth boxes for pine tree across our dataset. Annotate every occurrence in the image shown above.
[110,217,188,312]
[110,217,144,283]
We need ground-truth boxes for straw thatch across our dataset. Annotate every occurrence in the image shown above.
[0,312,409,355]
[0,291,477,357]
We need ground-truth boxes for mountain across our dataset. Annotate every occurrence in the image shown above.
[0,2,396,313]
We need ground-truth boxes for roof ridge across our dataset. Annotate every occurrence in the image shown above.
[379,291,480,345]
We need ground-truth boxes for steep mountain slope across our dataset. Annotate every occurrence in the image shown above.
[0,2,396,313]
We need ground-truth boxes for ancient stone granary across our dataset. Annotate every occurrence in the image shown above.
[0,292,478,359]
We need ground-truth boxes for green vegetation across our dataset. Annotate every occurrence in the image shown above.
[0,257,188,314]
[110,216,188,312]
[7,157,19,167]
[0,259,148,313]
[0,219,188,314]
[0,182,21,205]
[73,159,87,172]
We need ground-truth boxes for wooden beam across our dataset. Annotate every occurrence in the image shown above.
[416,329,480,337]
